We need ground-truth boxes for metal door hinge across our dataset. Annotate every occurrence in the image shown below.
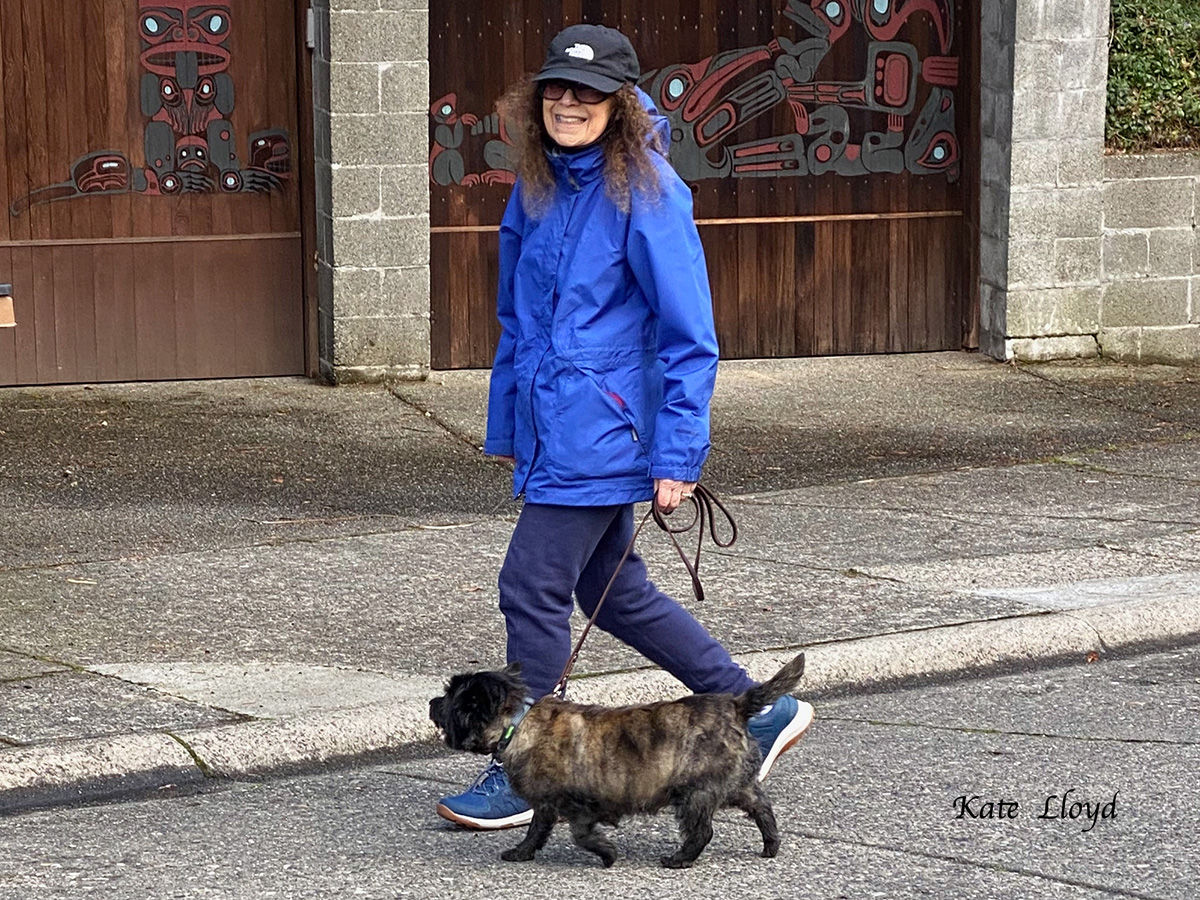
[306,7,316,50]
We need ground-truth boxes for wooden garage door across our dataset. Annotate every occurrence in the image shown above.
[0,0,304,385]
[430,0,976,368]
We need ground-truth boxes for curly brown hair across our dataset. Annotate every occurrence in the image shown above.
[496,78,665,216]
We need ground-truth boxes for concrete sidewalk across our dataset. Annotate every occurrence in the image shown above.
[3,352,1200,811]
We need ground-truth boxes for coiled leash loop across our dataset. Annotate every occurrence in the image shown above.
[650,482,738,603]
[551,484,738,700]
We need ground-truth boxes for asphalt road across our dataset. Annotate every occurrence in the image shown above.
[2,644,1194,900]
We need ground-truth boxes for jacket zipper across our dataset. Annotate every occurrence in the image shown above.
[516,348,550,497]
[606,390,639,444]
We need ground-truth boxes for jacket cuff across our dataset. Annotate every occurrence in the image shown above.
[650,464,703,483]
[484,438,514,456]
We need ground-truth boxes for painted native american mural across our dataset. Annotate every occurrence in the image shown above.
[10,1,291,216]
[429,0,959,187]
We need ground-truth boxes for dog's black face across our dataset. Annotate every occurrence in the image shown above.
[429,663,526,754]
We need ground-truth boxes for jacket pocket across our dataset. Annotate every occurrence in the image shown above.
[546,363,648,483]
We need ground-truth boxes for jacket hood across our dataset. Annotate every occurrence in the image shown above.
[635,86,672,158]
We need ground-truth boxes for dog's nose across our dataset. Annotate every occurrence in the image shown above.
[429,696,445,726]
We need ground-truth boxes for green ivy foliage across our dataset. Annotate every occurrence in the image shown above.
[1106,0,1200,151]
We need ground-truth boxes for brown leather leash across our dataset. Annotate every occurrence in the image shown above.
[551,483,738,699]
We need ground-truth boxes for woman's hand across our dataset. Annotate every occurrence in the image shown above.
[654,478,696,514]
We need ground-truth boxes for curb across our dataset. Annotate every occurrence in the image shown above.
[3,595,1199,814]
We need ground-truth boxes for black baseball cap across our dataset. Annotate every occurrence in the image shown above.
[533,24,640,94]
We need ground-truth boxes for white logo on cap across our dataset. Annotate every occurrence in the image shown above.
[565,43,595,61]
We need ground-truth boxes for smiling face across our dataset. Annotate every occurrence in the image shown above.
[542,86,615,149]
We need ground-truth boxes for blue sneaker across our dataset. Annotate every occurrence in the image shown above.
[748,695,814,782]
[436,760,534,830]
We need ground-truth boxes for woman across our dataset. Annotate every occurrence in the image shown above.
[437,23,813,830]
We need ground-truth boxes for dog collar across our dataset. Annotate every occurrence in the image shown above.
[493,698,533,757]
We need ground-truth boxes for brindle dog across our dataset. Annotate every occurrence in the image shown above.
[429,653,807,868]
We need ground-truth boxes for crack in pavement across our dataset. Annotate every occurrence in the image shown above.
[1051,457,1200,486]
[0,518,502,574]
[818,716,1200,748]
[1014,363,1200,432]
[792,827,1171,900]
[732,496,1200,531]
[701,548,912,584]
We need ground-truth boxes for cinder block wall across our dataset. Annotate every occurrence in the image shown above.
[1100,154,1200,362]
[977,3,1016,359]
[312,0,334,379]
[995,0,1110,362]
[320,0,431,382]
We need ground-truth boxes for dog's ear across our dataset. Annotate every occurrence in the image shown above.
[503,661,522,676]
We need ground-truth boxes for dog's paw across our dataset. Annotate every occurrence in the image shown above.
[500,847,537,863]
[599,850,617,868]
[660,854,695,869]
[761,843,780,859]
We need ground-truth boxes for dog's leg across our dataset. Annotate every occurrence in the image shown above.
[500,806,556,862]
[568,817,618,868]
[734,784,780,858]
[662,793,717,869]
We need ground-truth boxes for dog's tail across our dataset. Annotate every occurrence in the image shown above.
[736,653,806,719]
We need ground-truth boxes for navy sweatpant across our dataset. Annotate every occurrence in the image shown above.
[498,503,756,699]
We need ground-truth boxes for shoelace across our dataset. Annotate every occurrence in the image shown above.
[469,762,507,795]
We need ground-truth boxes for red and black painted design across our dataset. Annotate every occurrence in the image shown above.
[430,0,960,187]
[642,0,960,181]
[10,1,291,216]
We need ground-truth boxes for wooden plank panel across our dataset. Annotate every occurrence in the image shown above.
[792,224,815,356]
[83,0,113,240]
[430,233,451,369]
[812,221,834,356]
[190,240,222,377]
[831,221,854,354]
[92,243,118,381]
[55,0,87,243]
[0,10,11,245]
[105,0,135,240]
[172,241,199,376]
[736,223,759,356]
[925,217,950,348]
[30,247,56,382]
[702,226,741,358]
[1,0,30,242]
[133,238,176,379]
[267,237,305,375]
[111,242,139,380]
[240,0,275,238]
[21,2,53,243]
[9,247,38,382]
[765,224,796,357]
[265,2,293,235]
[69,244,98,382]
[467,230,499,368]
[447,232,474,368]
[886,218,911,352]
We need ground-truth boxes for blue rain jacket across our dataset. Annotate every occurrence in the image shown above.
[484,92,718,506]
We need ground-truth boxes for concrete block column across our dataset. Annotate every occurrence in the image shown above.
[980,0,1110,361]
[316,0,431,383]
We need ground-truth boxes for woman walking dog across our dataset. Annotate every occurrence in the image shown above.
[436,23,814,830]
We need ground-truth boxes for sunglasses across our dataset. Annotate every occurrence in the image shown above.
[540,79,611,104]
